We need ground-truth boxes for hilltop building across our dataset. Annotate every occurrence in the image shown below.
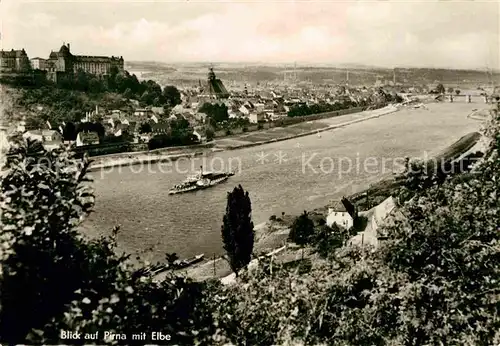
[200,67,230,99]
[43,43,124,80]
[30,57,47,70]
[0,49,30,73]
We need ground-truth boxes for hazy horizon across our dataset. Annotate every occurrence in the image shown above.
[1,0,499,70]
[124,60,500,72]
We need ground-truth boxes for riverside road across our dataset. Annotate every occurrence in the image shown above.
[82,102,483,262]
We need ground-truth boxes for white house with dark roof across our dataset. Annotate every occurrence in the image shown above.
[326,197,358,230]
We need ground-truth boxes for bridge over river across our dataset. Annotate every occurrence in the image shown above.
[82,102,483,262]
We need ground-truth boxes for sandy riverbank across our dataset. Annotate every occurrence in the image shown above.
[216,105,399,150]
[153,219,293,282]
[87,143,225,171]
[467,108,493,121]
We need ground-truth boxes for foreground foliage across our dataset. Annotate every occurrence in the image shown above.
[0,136,214,345]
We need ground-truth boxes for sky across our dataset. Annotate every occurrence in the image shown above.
[1,0,499,69]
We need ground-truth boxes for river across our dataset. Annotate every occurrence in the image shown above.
[82,102,482,262]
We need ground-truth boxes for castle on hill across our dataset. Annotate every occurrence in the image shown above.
[0,49,30,73]
[41,43,124,81]
[0,43,124,81]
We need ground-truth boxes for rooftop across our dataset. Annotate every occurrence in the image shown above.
[0,49,27,58]
[328,200,347,212]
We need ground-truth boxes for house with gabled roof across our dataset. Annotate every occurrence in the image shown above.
[23,130,63,151]
[326,197,358,230]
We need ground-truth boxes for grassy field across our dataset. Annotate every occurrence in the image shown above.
[214,108,392,148]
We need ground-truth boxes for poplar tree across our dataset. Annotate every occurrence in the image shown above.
[221,185,254,276]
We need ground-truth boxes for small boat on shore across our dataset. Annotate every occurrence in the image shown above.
[133,253,205,277]
[173,253,205,269]
[169,166,235,195]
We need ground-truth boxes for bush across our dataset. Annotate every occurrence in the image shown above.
[225,129,232,136]
[205,126,215,141]
[288,210,314,245]
[148,130,197,150]
[199,103,229,123]
[148,134,171,150]
[312,223,347,258]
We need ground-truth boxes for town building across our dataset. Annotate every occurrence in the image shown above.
[76,132,100,146]
[249,113,265,123]
[0,49,30,73]
[326,197,358,230]
[134,108,153,118]
[23,129,62,143]
[22,130,63,151]
[151,122,170,134]
[44,43,124,78]
[30,57,47,70]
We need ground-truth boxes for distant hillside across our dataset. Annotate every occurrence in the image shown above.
[124,61,499,87]
[126,61,177,73]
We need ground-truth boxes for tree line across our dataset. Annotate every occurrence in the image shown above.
[287,89,402,118]
[287,100,360,117]
[61,67,182,108]
[5,68,182,130]
[147,117,199,149]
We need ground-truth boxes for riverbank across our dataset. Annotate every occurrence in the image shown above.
[214,105,398,150]
[88,147,218,172]
[89,105,399,171]
[467,108,493,121]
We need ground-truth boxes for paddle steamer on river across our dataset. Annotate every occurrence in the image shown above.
[169,166,235,195]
